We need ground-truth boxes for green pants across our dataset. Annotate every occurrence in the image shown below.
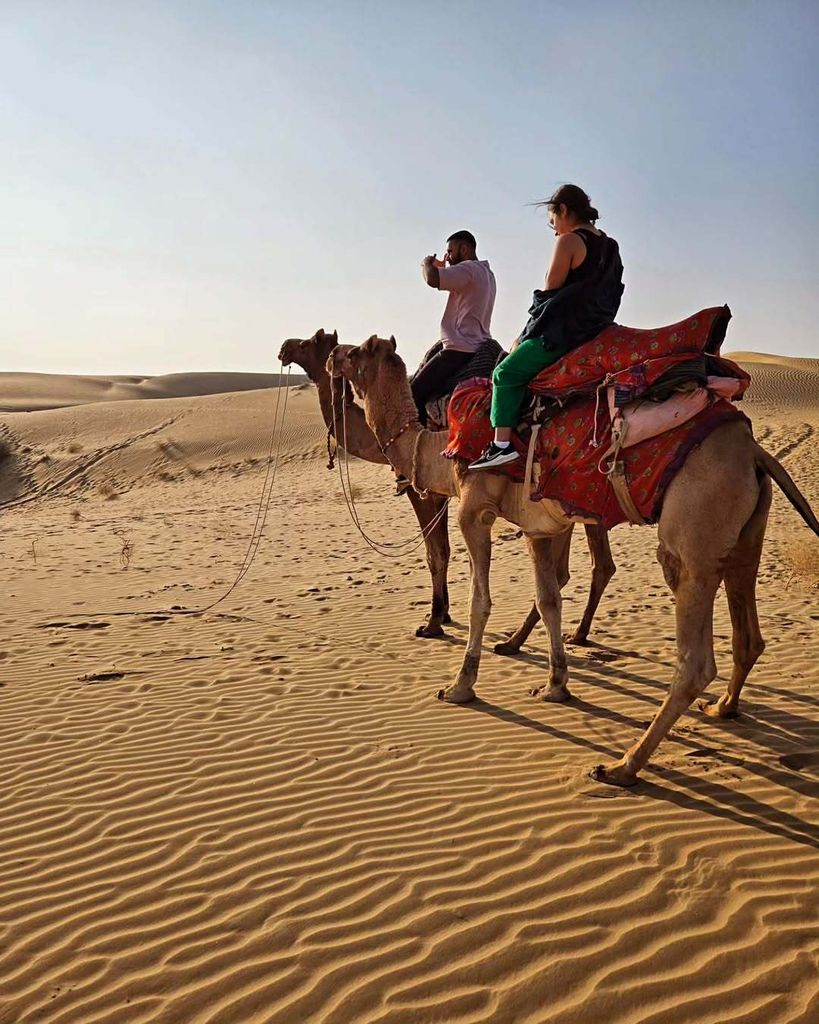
[491,337,564,428]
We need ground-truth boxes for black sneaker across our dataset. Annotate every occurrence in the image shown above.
[468,443,520,470]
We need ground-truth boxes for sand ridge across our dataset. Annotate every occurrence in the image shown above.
[0,356,817,1023]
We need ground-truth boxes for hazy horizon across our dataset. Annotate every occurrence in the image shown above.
[1,0,817,375]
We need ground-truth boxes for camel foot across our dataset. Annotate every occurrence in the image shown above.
[436,684,476,705]
[416,622,446,639]
[589,762,639,787]
[443,612,452,625]
[564,630,589,646]
[494,640,523,657]
[529,684,572,703]
[699,698,740,720]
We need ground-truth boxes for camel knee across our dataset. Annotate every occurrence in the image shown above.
[596,557,616,585]
[734,635,765,671]
[657,544,681,591]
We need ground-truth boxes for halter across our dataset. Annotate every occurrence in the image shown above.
[375,418,416,458]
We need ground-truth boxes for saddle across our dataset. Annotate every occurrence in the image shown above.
[442,306,752,528]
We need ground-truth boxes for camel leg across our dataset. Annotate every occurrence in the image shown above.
[407,489,451,638]
[437,504,494,704]
[592,558,721,786]
[494,525,574,656]
[494,603,540,656]
[702,475,771,720]
[568,524,616,645]
[528,533,572,702]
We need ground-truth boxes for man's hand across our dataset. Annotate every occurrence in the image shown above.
[421,254,442,288]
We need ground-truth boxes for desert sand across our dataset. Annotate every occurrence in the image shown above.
[0,353,817,1023]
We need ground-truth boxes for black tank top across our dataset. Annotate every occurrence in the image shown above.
[564,228,607,286]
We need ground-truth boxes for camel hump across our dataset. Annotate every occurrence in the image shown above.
[754,442,819,536]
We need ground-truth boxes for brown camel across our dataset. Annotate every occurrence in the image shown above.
[330,335,819,786]
[279,329,615,647]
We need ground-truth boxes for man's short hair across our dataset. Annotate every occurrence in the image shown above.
[447,230,477,249]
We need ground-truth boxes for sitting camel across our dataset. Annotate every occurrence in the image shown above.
[330,335,819,785]
[279,328,616,648]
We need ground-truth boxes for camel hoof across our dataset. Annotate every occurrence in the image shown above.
[699,699,740,720]
[529,685,572,703]
[494,641,522,657]
[436,685,475,705]
[589,763,639,787]
[416,623,445,639]
[564,631,589,646]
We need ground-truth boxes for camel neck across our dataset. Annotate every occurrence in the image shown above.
[314,376,386,465]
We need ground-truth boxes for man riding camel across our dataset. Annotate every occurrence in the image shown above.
[412,230,497,425]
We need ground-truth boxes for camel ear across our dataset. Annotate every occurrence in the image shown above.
[332,329,338,342]
[315,328,325,340]
[388,335,397,352]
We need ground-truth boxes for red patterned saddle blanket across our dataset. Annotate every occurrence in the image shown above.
[442,306,752,528]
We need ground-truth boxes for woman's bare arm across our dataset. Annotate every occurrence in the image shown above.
[545,234,583,290]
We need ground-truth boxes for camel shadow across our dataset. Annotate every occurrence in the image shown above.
[496,640,819,770]
[463,698,819,850]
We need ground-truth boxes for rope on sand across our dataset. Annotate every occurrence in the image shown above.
[45,362,293,619]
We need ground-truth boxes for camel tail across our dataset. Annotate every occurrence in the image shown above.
[754,443,819,536]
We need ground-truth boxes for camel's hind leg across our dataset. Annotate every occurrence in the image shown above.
[569,525,616,645]
[407,490,451,638]
[437,503,494,704]
[527,532,572,702]
[593,559,721,785]
[494,525,574,657]
[494,522,615,655]
[702,474,771,720]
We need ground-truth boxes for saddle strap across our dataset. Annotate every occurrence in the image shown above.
[524,424,541,496]
[608,461,647,525]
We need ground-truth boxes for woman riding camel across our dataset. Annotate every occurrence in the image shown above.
[469,184,624,469]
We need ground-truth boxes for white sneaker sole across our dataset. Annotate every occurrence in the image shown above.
[468,451,520,470]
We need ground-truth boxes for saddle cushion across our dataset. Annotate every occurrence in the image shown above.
[528,305,748,403]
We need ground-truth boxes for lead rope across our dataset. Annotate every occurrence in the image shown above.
[331,378,449,556]
[48,362,293,619]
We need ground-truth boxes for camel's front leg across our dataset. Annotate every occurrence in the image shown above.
[437,506,494,704]
[527,533,572,702]
[407,489,451,638]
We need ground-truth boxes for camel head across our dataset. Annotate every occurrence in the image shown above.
[327,335,401,400]
[278,328,339,380]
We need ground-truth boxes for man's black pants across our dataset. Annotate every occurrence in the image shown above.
[410,347,472,426]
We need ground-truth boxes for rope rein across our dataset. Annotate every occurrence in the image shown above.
[330,374,450,557]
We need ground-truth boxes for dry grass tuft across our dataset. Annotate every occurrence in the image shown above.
[98,480,118,501]
[785,537,819,587]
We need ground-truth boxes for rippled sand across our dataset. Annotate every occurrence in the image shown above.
[0,358,816,1023]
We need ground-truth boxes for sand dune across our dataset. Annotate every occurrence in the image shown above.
[726,352,819,415]
[0,356,817,1023]
[0,370,305,412]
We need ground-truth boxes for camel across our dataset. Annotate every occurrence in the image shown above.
[279,328,616,648]
[330,334,819,786]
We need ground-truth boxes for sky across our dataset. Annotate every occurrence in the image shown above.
[1,0,817,374]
